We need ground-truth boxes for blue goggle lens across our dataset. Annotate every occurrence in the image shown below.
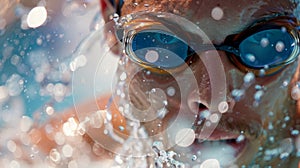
[239,29,295,68]
[128,28,297,73]
[131,31,194,69]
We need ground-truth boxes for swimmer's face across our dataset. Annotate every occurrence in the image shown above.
[114,0,299,167]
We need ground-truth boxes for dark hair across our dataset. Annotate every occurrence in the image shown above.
[109,0,124,15]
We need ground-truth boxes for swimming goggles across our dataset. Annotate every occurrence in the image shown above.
[103,0,300,76]
[120,14,300,76]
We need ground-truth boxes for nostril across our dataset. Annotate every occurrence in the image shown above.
[195,102,210,120]
[198,103,208,111]
[188,99,209,115]
[197,103,208,114]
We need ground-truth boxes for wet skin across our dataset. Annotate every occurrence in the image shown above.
[20,0,300,167]
[116,0,300,167]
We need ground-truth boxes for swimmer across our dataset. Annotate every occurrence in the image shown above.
[100,0,300,167]
[3,0,300,167]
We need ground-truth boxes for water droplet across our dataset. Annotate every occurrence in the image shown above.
[46,106,54,115]
[254,90,264,101]
[153,141,164,152]
[54,132,66,145]
[49,149,61,163]
[27,6,47,28]
[36,37,43,45]
[231,89,245,101]
[260,38,269,47]
[157,107,168,119]
[245,53,256,62]
[53,83,67,102]
[70,54,87,71]
[6,74,24,96]
[113,13,119,22]
[243,72,255,84]
[209,113,219,123]
[10,55,20,66]
[268,111,274,117]
[282,80,289,87]
[104,129,109,135]
[146,70,151,75]
[268,122,273,130]
[211,7,224,20]
[279,138,293,159]
[62,144,73,158]
[275,41,285,52]
[291,85,300,100]
[7,140,17,153]
[192,155,197,161]
[218,101,228,113]
[20,116,33,132]
[9,160,20,168]
[280,152,289,159]
[63,117,78,136]
[68,160,78,168]
[120,72,127,81]
[175,128,195,147]
[200,110,211,119]
[284,116,290,122]
[119,126,125,131]
[200,159,220,168]
[77,123,86,135]
[291,130,299,136]
[145,50,159,63]
[259,69,266,77]
[167,86,176,96]
[236,135,245,143]
[281,27,287,33]
[115,155,124,164]
[89,111,104,128]
[31,145,39,154]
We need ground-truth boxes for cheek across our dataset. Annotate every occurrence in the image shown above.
[217,52,280,118]
[126,64,182,114]
[223,54,298,121]
[255,63,298,117]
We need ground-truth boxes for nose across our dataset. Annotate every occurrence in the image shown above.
[187,50,227,115]
[188,89,209,115]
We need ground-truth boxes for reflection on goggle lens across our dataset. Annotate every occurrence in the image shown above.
[131,30,194,69]
[239,29,294,68]
[124,16,300,76]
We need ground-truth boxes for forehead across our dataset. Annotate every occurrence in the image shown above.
[121,0,295,43]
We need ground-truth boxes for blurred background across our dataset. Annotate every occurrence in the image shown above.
[0,1,126,167]
[0,0,100,121]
